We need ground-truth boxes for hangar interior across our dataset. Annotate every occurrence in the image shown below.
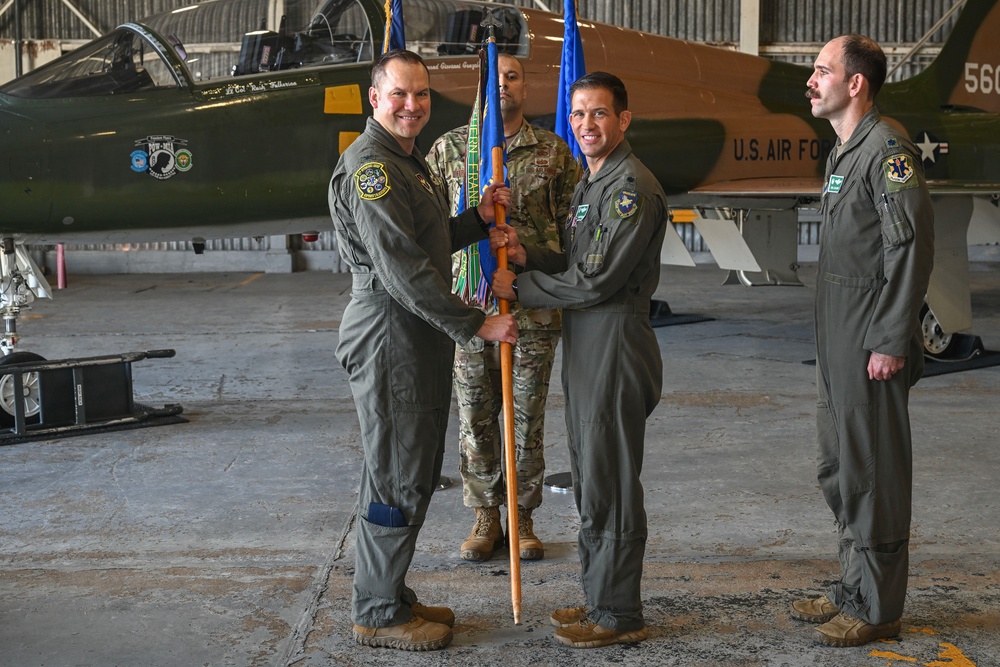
[0,2,998,666]
[0,0,967,273]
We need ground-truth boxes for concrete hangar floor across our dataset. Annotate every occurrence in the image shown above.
[0,259,997,667]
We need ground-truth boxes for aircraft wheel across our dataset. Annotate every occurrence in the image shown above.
[0,351,45,427]
[920,304,957,358]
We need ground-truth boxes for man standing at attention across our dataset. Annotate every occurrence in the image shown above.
[792,35,934,647]
[493,71,667,648]
[329,49,517,652]
[426,53,582,563]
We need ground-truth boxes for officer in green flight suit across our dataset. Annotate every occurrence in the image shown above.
[791,35,935,648]
[493,71,667,649]
[328,49,516,652]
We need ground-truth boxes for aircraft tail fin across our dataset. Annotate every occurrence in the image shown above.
[904,0,1000,113]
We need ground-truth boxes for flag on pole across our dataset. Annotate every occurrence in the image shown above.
[476,38,507,301]
[383,0,406,53]
[454,37,508,307]
[555,0,585,162]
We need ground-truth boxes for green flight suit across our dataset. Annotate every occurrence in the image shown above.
[815,108,934,625]
[426,120,582,511]
[329,117,488,628]
[516,139,667,632]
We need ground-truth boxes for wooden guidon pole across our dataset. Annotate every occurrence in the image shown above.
[492,144,521,625]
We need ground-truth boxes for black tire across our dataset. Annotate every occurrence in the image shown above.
[920,304,958,358]
[0,351,45,427]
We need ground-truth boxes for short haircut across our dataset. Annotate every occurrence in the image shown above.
[371,49,428,89]
[498,53,525,78]
[840,34,887,99]
[569,71,628,114]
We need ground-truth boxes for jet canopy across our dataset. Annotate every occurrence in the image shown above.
[0,0,527,99]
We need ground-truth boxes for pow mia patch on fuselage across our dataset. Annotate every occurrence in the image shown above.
[884,154,917,192]
[610,189,639,220]
[354,162,390,200]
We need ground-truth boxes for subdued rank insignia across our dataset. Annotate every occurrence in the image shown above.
[884,154,916,192]
[886,137,899,149]
[415,173,434,194]
[611,189,639,220]
[355,162,390,200]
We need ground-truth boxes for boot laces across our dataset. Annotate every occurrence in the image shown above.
[473,509,497,537]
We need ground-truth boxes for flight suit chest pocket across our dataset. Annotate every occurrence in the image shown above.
[825,174,857,222]
[581,217,620,276]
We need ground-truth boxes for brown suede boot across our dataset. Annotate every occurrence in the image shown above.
[554,619,648,648]
[516,506,544,560]
[460,507,503,561]
[550,606,587,627]
[353,617,452,651]
[411,602,455,628]
[791,594,838,623]
[814,613,902,647]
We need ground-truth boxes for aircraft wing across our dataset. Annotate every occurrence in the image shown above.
[671,178,823,211]
[925,181,1000,195]
[689,178,823,198]
[685,178,1000,204]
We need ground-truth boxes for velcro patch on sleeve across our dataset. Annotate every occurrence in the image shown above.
[354,162,391,200]
[883,154,918,193]
[609,189,640,220]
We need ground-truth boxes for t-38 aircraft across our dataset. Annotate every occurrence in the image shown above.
[0,0,999,418]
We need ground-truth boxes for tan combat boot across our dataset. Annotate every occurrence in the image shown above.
[791,594,838,623]
[554,619,649,649]
[352,616,452,651]
[460,507,503,561]
[813,613,902,647]
[516,506,544,560]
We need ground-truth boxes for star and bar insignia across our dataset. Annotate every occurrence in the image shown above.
[354,162,390,200]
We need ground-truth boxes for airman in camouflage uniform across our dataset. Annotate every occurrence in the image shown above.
[426,54,582,561]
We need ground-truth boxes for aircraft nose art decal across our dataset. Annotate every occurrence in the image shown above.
[131,135,193,180]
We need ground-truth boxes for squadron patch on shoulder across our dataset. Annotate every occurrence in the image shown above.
[354,162,390,200]
[884,154,917,192]
[415,173,434,194]
[611,189,639,220]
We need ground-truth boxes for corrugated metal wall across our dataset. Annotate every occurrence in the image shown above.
[0,0,964,268]
[0,0,962,61]
[0,1,183,40]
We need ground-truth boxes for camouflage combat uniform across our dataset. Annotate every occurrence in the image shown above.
[329,117,489,628]
[815,108,934,625]
[515,138,668,632]
[426,120,581,510]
